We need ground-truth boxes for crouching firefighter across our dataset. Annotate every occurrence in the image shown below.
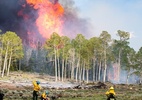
[105,86,116,100]
[41,91,50,100]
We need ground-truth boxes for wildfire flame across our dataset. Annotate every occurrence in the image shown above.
[22,0,64,40]
[17,0,64,47]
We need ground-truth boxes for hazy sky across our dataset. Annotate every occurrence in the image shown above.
[74,0,142,51]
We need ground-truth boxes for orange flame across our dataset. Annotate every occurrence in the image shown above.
[26,0,64,39]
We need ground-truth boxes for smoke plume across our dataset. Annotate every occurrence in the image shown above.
[0,0,92,47]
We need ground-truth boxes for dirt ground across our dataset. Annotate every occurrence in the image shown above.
[0,71,142,100]
[0,71,78,90]
[0,71,141,90]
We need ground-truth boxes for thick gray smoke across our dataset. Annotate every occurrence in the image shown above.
[0,0,92,45]
[0,0,93,73]
[0,0,20,31]
[0,0,41,45]
[59,0,92,39]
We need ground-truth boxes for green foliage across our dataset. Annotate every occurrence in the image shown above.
[44,32,62,56]
[60,36,71,59]
[42,30,141,82]
[117,30,130,41]
[112,30,130,64]
[133,47,142,77]
[0,31,24,75]
[2,31,24,59]
[100,31,111,46]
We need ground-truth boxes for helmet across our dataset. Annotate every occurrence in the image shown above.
[45,90,49,95]
[110,86,114,90]
[36,81,40,84]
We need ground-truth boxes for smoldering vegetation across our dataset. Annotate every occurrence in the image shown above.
[0,82,142,100]
[0,72,142,100]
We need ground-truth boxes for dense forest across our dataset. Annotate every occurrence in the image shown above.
[0,30,142,84]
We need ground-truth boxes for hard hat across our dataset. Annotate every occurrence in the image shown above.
[110,86,114,90]
[36,81,40,84]
[45,90,49,94]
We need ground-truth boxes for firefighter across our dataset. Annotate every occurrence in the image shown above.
[41,90,50,100]
[105,86,116,100]
[33,81,41,100]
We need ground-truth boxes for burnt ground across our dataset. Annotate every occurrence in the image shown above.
[0,71,142,100]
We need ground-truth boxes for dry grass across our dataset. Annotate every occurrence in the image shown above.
[0,71,142,100]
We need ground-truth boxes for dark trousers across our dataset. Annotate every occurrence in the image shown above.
[41,96,49,100]
[41,96,44,100]
[107,94,116,100]
[33,90,38,100]
[0,93,4,100]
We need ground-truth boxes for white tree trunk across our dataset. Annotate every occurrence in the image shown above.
[7,50,12,76]
[95,62,98,81]
[86,69,89,83]
[118,49,122,82]
[98,61,101,81]
[75,55,80,82]
[93,59,95,82]
[71,49,75,80]
[82,62,85,81]
[54,48,58,81]
[0,52,2,76]
[2,43,9,77]
[79,65,82,82]
[64,58,67,79]
[103,49,107,82]
[57,50,60,81]
[62,58,64,82]
[0,39,2,76]
[75,65,79,82]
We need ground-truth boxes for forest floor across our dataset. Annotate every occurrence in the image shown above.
[0,71,78,89]
[0,71,142,100]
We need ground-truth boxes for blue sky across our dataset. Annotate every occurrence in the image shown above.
[73,0,142,51]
